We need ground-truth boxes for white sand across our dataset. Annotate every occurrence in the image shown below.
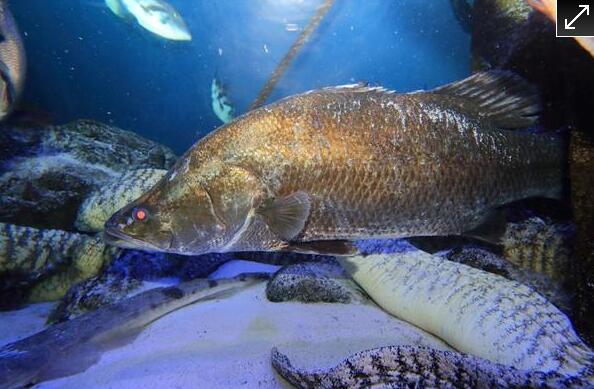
[0,302,55,345]
[37,283,451,389]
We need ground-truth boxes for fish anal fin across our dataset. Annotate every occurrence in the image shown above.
[463,209,507,245]
[282,240,358,256]
[424,70,541,130]
[257,191,311,241]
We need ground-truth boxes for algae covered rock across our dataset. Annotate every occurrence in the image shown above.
[0,120,176,231]
[266,259,367,304]
[75,168,167,232]
[20,119,176,171]
[48,272,142,324]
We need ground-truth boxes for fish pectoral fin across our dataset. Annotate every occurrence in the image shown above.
[463,209,507,246]
[424,71,540,129]
[282,240,359,256]
[256,191,311,241]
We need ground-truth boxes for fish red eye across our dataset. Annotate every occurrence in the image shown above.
[133,208,148,222]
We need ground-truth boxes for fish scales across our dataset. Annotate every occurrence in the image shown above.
[105,72,563,255]
[188,89,557,240]
[0,1,26,119]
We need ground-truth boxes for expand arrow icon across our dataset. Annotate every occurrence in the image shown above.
[565,5,590,30]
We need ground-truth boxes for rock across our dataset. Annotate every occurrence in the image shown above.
[444,246,572,314]
[266,259,367,304]
[0,120,176,231]
[471,0,594,134]
[75,168,167,232]
[0,223,117,309]
[471,0,548,71]
[0,153,117,231]
[47,273,142,324]
[29,120,176,171]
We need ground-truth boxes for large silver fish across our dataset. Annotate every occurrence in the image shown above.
[105,71,563,256]
[0,0,25,120]
[106,0,191,41]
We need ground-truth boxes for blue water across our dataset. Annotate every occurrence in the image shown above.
[12,0,469,154]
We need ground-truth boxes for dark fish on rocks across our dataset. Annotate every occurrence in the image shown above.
[0,0,25,121]
[105,71,563,256]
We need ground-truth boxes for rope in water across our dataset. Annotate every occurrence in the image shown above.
[249,0,335,110]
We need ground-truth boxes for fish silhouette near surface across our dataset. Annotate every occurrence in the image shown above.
[105,71,563,256]
[105,0,191,41]
[0,0,26,121]
[211,77,235,124]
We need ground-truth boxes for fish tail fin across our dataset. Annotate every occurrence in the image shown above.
[429,70,540,130]
[105,0,126,18]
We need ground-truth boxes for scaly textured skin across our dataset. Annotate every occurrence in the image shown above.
[338,250,594,381]
[106,73,563,255]
[272,345,591,388]
[75,168,167,232]
[0,223,117,303]
[0,0,26,117]
[502,217,573,283]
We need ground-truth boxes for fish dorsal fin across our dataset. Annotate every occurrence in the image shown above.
[313,83,397,95]
[425,71,540,129]
[257,191,311,241]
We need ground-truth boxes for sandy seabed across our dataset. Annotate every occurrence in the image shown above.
[0,261,451,388]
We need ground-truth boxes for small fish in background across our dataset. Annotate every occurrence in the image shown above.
[529,0,594,58]
[0,0,26,121]
[105,71,564,257]
[211,77,235,124]
[105,0,192,41]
